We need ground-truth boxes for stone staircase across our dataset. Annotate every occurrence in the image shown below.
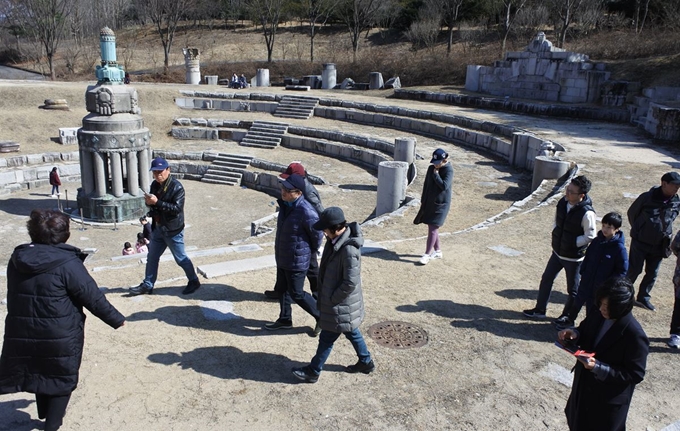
[239,121,288,149]
[201,153,253,186]
[273,96,319,119]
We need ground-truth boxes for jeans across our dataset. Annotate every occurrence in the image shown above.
[309,328,372,374]
[36,392,71,431]
[275,267,319,322]
[141,228,198,289]
[535,252,582,315]
[627,238,664,301]
[51,185,59,195]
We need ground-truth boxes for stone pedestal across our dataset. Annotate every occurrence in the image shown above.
[376,161,409,216]
[256,68,270,87]
[394,137,417,185]
[183,48,201,85]
[369,72,384,90]
[204,75,218,85]
[322,63,337,89]
[532,156,571,191]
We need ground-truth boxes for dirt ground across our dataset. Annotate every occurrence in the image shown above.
[1,80,679,431]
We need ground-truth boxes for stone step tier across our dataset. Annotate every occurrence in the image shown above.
[239,121,288,149]
[273,96,319,120]
[201,153,253,186]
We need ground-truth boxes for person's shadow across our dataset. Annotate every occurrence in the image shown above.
[148,346,347,382]
[126,304,310,337]
[0,399,43,431]
[396,299,554,342]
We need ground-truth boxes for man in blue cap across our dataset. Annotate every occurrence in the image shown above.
[130,157,201,296]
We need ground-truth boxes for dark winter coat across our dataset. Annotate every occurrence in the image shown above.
[317,222,365,333]
[627,186,680,250]
[148,175,186,237]
[413,162,453,227]
[0,243,124,396]
[565,311,648,431]
[49,170,61,186]
[578,231,629,300]
[303,178,324,215]
[551,195,594,259]
[275,196,323,272]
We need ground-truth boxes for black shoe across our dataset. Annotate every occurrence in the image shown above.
[635,298,656,311]
[264,290,281,300]
[182,279,201,295]
[553,315,574,330]
[130,283,153,296]
[346,359,375,374]
[522,307,546,319]
[264,319,293,330]
[291,366,319,383]
[309,321,321,338]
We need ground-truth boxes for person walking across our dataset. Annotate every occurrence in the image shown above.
[557,277,648,431]
[0,209,125,431]
[265,162,324,300]
[626,171,680,311]
[129,157,200,296]
[49,167,61,197]
[264,174,322,335]
[292,207,374,383]
[413,148,453,265]
[524,175,596,319]
[666,229,680,348]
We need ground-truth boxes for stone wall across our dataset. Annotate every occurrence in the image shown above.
[0,151,80,195]
[392,89,629,123]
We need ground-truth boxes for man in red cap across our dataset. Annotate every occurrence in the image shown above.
[265,162,324,300]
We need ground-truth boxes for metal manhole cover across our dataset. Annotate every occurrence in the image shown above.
[367,321,428,349]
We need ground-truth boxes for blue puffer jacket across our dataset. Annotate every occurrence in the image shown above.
[275,196,323,271]
[578,230,629,296]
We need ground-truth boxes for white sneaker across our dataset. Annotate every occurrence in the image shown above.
[419,254,431,265]
[431,250,443,259]
[668,334,680,349]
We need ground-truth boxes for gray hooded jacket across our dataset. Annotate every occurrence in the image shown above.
[317,222,365,333]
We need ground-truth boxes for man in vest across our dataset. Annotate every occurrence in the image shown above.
[524,175,596,321]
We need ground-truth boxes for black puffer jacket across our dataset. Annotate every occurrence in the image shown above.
[0,243,124,396]
[628,186,680,247]
[148,175,186,237]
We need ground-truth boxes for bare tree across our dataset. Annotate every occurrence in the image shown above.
[494,0,528,54]
[422,0,464,56]
[633,0,651,34]
[244,0,287,63]
[135,0,190,72]
[405,0,441,53]
[546,0,586,48]
[3,0,76,80]
[296,0,336,62]
[336,0,384,63]
[513,3,549,41]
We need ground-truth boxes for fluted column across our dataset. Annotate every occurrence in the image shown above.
[93,152,107,197]
[138,149,150,192]
[127,151,139,196]
[110,152,124,197]
[80,148,95,195]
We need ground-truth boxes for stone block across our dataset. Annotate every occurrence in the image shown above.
[27,154,43,165]
[204,75,218,85]
[171,128,193,139]
[59,127,79,145]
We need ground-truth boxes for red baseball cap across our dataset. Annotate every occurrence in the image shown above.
[279,162,306,179]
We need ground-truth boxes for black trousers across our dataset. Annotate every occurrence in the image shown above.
[36,393,72,431]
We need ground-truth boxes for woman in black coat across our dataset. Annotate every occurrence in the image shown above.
[413,148,453,265]
[557,277,648,431]
[0,209,125,431]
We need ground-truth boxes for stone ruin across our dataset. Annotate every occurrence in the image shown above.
[77,27,151,222]
[465,32,610,104]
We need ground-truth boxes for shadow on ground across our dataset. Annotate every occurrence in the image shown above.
[0,399,42,431]
[396,299,554,342]
[0,196,62,216]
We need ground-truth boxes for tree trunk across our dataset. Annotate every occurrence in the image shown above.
[310,24,316,62]
[446,26,453,55]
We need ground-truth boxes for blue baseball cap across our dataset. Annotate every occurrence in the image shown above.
[430,149,448,164]
[279,173,306,191]
[150,157,169,171]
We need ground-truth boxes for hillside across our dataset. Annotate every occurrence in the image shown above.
[5,21,680,88]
